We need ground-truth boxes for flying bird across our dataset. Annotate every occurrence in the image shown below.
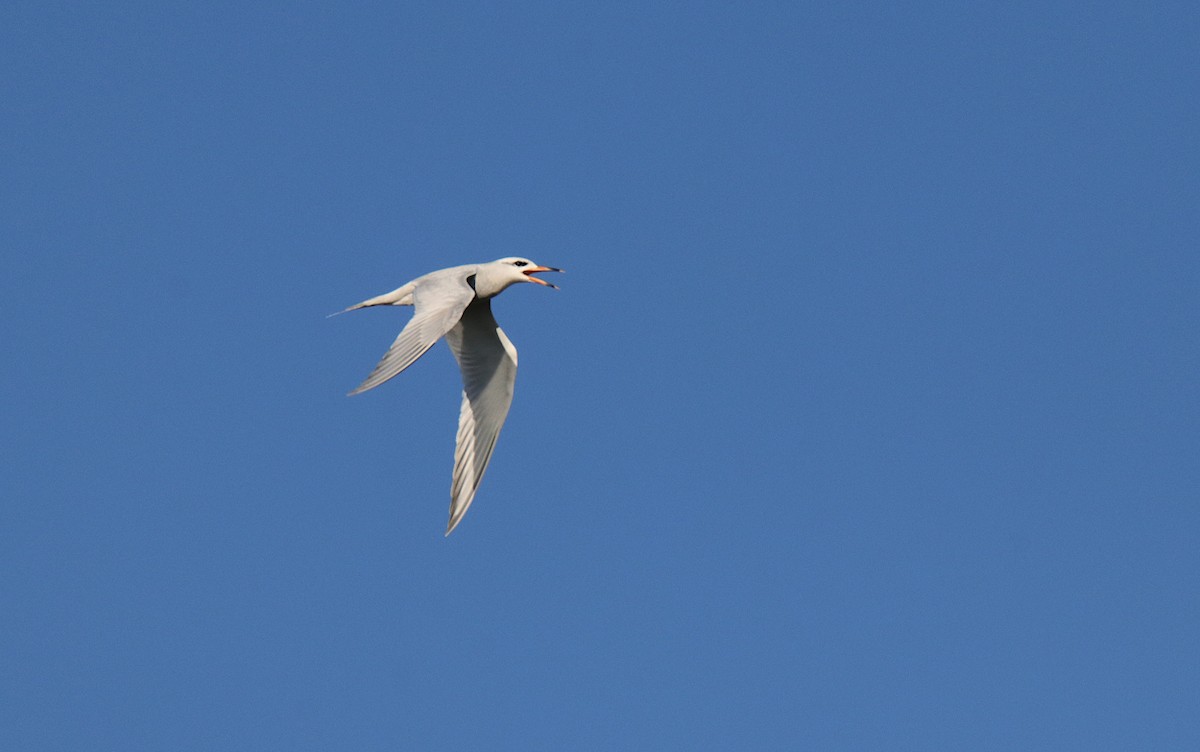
[336,258,563,535]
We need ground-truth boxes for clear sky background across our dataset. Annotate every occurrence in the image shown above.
[2,2,1197,749]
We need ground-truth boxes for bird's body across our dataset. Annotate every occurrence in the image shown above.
[337,258,562,535]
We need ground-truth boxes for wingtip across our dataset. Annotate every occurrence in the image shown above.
[445,508,472,536]
[346,379,377,397]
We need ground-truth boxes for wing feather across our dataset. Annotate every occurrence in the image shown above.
[443,298,518,535]
[348,272,476,396]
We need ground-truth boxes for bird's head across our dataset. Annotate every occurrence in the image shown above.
[491,257,563,289]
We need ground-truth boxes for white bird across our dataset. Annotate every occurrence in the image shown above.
[337,258,563,535]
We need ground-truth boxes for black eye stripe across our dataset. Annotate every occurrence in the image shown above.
[513,260,528,267]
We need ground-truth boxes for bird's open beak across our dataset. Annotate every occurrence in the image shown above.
[523,266,563,289]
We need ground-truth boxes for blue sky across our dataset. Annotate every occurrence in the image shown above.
[3,2,1197,749]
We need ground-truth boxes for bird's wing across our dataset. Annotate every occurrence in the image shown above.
[443,298,518,535]
[348,271,476,396]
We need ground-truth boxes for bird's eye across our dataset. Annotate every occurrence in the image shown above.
[512,260,528,267]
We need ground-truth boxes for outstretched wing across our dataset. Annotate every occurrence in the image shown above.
[443,298,518,535]
[348,271,476,396]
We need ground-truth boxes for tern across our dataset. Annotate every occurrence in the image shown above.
[337,258,563,535]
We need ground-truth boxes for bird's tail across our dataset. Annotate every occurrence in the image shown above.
[326,282,416,318]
